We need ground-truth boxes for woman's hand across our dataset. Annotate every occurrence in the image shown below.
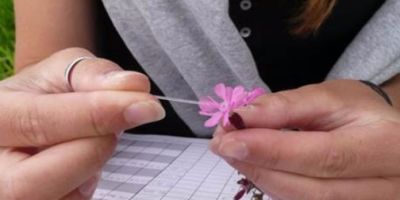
[0,48,165,200]
[210,80,400,200]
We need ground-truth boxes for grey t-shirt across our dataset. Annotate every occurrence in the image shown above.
[101,0,400,136]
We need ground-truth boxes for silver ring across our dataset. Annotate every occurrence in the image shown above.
[64,56,95,91]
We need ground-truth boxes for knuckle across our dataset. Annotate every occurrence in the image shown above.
[134,92,156,104]
[268,92,292,109]
[105,136,118,157]
[319,143,352,177]
[133,72,151,92]
[87,93,114,136]
[13,101,49,146]
[301,83,342,106]
[380,177,400,199]
[313,188,336,200]
[92,146,107,170]
[93,137,118,170]
[260,145,282,169]
[265,92,292,125]
[59,47,93,57]
[247,167,263,186]
[301,84,332,99]
[2,171,27,200]
[89,58,121,71]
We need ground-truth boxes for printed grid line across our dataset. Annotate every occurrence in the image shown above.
[94,134,271,200]
[99,141,189,200]
[99,139,141,200]
[216,169,236,200]
[130,142,191,200]
[158,144,212,200]
[187,155,223,199]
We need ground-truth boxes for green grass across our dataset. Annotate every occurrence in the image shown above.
[0,0,15,80]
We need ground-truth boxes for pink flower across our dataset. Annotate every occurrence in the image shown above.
[199,83,265,127]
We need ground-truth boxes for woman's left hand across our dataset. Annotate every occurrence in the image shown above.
[210,80,400,200]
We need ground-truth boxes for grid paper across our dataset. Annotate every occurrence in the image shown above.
[93,134,271,200]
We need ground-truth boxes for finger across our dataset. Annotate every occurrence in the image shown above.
[66,58,151,93]
[211,114,241,138]
[0,91,165,147]
[62,173,100,200]
[229,160,400,200]
[234,81,383,130]
[269,195,283,200]
[213,125,228,137]
[5,136,115,200]
[13,48,150,93]
[77,172,101,199]
[47,48,151,92]
[211,126,400,178]
[62,189,89,200]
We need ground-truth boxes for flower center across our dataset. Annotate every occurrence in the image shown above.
[219,102,230,112]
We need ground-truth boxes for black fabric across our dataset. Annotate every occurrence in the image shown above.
[229,0,385,92]
[96,3,194,137]
[96,0,384,136]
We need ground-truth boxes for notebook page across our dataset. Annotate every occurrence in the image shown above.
[93,134,271,200]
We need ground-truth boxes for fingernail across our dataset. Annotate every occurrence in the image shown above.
[229,113,246,130]
[103,71,147,86]
[79,173,100,197]
[104,71,132,80]
[218,139,248,160]
[124,101,166,126]
[222,156,235,164]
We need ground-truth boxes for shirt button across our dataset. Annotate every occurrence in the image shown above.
[240,0,252,11]
[240,27,252,38]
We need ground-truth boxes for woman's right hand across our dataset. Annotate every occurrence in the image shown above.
[0,48,165,200]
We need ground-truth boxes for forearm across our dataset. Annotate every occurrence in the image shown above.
[382,74,400,108]
[14,0,97,71]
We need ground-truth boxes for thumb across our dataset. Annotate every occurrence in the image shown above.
[235,85,344,130]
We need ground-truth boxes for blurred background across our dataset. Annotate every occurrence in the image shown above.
[0,0,15,80]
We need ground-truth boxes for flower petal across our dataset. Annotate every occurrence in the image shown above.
[199,111,214,116]
[222,112,230,126]
[245,87,266,104]
[200,84,266,128]
[204,112,223,127]
[251,87,266,97]
[199,96,220,113]
[214,83,227,100]
[224,86,234,103]
[232,86,245,99]
[231,86,247,108]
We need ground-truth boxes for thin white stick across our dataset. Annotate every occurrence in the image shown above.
[155,95,199,105]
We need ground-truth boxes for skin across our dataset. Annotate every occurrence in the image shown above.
[11,0,167,198]
[0,48,166,200]
[210,80,400,200]
[14,0,97,70]
[13,0,400,199]
[11,1,167,199]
